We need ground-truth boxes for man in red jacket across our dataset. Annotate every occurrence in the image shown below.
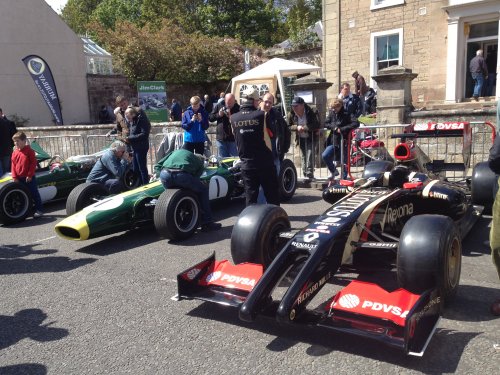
[11,131,43,217]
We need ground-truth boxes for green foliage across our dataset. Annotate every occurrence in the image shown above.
[8,114,30,128]
[92,20,245,84]
[60,0,102,35]
[286,0,321,48]
[91,0,143,30]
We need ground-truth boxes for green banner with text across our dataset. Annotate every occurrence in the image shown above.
[137,81,168,122]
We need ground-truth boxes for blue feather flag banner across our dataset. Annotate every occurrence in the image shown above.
[22,55,64,125]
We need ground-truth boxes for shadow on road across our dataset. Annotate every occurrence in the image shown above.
[0,308,68,351]
[186,302,478,373]
[0,201,67,229]
[0,364,47,375]
[463,216,492,256]
[0,244,95,275]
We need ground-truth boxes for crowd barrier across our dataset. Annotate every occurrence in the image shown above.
[28,121,496,180]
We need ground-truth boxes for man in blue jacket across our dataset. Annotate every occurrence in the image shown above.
[182,96,209,155]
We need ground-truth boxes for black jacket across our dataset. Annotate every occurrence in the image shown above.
[209,101,240,142]
[126,109,151,151]
[0,117,16,157]
[267,108,291,160]
[230,104,273,166]
[324,107,359,147]
[286,103,321,144]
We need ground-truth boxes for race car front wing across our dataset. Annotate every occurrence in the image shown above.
[176,253,441,356]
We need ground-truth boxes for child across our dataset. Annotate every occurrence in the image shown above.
[11,131,43,217]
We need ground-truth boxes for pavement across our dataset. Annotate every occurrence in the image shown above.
[0,188,499,374]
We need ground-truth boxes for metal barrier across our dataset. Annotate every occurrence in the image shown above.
[27,121,496,181]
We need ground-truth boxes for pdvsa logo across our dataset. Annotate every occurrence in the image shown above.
[186,268,201,280]
[205,271,222,283]
[27,57,46,75]
[338,294,360,308]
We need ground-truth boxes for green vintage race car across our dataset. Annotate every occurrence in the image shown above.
[54,157,298,241]
[0,141,138,225]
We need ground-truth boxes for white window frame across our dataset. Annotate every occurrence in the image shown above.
[370,28,404,89]
[371,0,405,11]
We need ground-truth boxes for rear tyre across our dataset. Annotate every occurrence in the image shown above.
[397,215,461,302]
[279,159,297,202]
[66,182,108,215]
[122,165,141,190]
[0,182,32,225]
[154,189,200,240]
[231,204,290,267]
[471,161,497,213]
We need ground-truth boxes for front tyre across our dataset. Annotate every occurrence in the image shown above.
[279,159,297,202]
[397,215,461,302]
[122,165,141,190]
[66,182,109,216]
[0,182,32,225]
[154,189,200,240]
[471,161,497,214]
[231,204,290,267]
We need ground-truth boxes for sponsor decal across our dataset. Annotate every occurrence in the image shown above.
[414,296,441,322]
[321,217,342,223]
[386,203,413,224]
[314,221,340,227]
[328,187,348,194]
[186,268,201,280]
[239,129,254,133]
[291,241,317,250]
[206,271,257,287]
[305,225,330,234]
[303,232,319,242]
[363,242,398,248]
[296,272,331,305]
[205,271,222,283]
[414,122,466,131]
[325,193,377,218]
[233,119,259,127]
[338,294,360,308]
[279,231,295,239]
[429,191,448,200]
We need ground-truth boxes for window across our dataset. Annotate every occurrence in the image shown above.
[239,83,270,102]
[370,29,403,86]
[371,0,405,11]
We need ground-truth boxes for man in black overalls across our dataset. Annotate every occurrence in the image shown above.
[231,88,280,206]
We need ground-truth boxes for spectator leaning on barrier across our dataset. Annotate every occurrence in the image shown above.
[170,98,182,122]
[488,131,500,316]
[209,93,240,157]
[11,131,43,217]
[0,108,17,174]
[181,96,209,155]
[86,140,131,194]
[339,82,362,118]
[124,106,151,186]
[352,71,368,115]
[287,96,321,181]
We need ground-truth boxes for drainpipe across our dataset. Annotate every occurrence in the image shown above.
[337,0,342,92]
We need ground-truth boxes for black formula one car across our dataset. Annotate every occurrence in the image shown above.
[175,122,496,356]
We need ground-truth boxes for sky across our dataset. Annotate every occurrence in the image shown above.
[44,0,68,14]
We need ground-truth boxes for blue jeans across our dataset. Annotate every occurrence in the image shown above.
[132,148,149,185]
[17,176,43,212]
[472,73,484,97]
[104,179,123,194]
[322,145,339,176]
[298,137,315,178]
[216,140,238,158]
[159,169,213,224]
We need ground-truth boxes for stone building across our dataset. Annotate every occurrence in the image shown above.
[323,0,499,106]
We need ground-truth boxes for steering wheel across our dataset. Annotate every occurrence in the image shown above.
[48,155,67,172]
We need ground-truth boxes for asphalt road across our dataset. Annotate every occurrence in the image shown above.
[1,188,499,374]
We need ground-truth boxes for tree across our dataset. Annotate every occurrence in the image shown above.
[92,20,245,84]
[60,0,103,35]
[286,0,321,47]
[140,0,204,33]
[91,0,144,30]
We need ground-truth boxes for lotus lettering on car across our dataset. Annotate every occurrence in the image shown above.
[325,193,375,218]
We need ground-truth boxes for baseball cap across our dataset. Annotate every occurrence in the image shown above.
[291,97,305,106]
[241,88,260,101]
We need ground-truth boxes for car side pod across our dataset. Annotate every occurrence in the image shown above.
[317,281,441,356]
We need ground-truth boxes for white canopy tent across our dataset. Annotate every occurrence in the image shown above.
[231,58,322,115]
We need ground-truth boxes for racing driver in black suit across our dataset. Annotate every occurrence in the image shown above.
[230,88,280,206]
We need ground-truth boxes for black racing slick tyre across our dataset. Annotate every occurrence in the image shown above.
[471,161,497,213]
[154,189,200,241]
[362,160,394,180]
[122,165,141,190]
[279,159,297,202]
[0,182,32,225]
[397,215,461,302]
[231,204,290,267]
[66,182,109,216]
